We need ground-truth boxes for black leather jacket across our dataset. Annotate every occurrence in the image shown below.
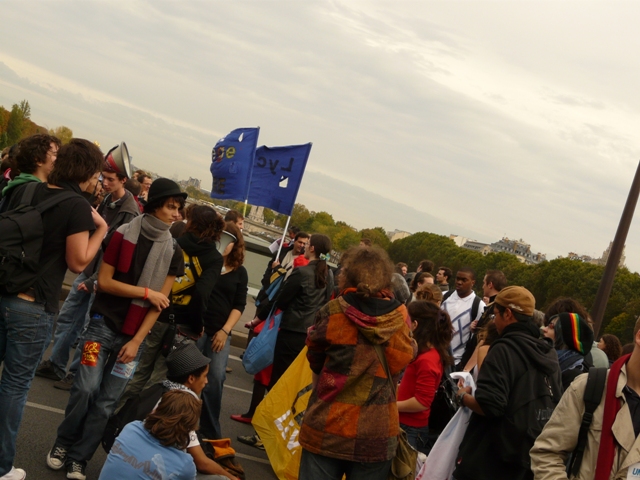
[275,260,334,333]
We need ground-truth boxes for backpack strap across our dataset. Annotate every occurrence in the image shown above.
[18,181,39,205]
[471,296,481,321]
[442,289,454,304]
[33,188,78,214]
[373,344,397,400]
[567,367,607,476]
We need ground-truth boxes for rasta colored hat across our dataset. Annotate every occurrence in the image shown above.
[494,285,535,316]
[146,178,187,204]
[166,341,211,378]
[554,312,594,355]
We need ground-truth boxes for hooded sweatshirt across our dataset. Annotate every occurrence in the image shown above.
[162,231,223,334]
[0,172,41,212]
[454,321,563,480]
[300,292,415,463]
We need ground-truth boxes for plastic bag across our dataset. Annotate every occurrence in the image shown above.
[417,372,476,480]
[252,347,313,480]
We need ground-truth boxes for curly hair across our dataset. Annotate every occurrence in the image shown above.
[407,300,454,366]
[144,391,201,449]
[16,134,61,175]
[544,297,590,327]
[224,221,244,269]
[48,138,103,185]
[342,246,394,296]
[600,334,623,362]
[185,205,224,244]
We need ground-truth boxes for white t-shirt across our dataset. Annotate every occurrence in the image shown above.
[442,291,485,363]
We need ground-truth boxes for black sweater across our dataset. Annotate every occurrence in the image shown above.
[202,266,248,335]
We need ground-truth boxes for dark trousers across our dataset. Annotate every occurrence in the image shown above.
[268,329,306,389]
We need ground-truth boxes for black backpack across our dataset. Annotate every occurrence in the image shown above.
[493,336,562,469]
[428,365,459,434]
[0,182,76,294]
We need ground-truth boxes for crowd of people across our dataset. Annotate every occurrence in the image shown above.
[0,133,639,480]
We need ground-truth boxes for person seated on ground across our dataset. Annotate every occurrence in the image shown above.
[542,312,594,390]
[100,390,230,480]
[118,205,224,408]
[598,333,623,366]
[105,342,238,480]
[47,178,186,480]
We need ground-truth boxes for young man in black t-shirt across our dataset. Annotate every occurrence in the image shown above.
[47,179,186,480]
[0,139,107,480]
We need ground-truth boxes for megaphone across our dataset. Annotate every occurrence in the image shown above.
[217,231,237,255]
[104,142,132,178]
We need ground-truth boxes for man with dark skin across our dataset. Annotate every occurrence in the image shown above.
[441,268,485,366]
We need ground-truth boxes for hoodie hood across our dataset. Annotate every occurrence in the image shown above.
[339,293,406,345]
[500,322,560,376]
[2,173,41,196]
[178,231,221,257]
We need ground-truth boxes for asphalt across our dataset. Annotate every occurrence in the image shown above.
[13,344,278,480]
[8,276,279,480]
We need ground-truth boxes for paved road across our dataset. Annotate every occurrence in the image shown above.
[12,342,279,480]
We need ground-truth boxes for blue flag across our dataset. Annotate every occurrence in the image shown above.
[210,127,259,201]
[247,143,312,216]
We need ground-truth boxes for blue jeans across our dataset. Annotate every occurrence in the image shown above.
[198,332,231,439]
[0,295,55,476]
[299,449,392,480]
[49,273,95,378]
[55,315,144,464]
[400,423,431,455]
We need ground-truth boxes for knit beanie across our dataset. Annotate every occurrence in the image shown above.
[554,312,594,355]
[166,341,211,378]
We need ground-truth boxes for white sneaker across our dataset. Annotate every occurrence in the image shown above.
[0,467,26,480]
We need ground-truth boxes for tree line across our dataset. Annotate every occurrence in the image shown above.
[0,100,73,150]
[388,231,639,344]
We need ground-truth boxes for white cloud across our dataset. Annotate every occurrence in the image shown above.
[2,0,640,271]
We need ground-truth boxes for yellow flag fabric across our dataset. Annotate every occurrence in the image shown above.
[252,347,313,480]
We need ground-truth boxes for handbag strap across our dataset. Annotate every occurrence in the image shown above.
[373,344,397,400]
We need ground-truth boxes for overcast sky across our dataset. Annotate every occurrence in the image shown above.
[3,1,640,271]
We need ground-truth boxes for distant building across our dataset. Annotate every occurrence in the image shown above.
[388,229,412,242]
[490,237,546,265]
[567,242,626,268]
[449,235,470,248]
[186,177,201,189]
[462,240,492,256]
[248,204,265,223]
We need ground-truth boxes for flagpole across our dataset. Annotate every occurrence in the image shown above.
[242,199,248,217]
[274,216,291,262]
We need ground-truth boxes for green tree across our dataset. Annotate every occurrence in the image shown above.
[263,208,276,225]
[291,203,312,230]
[5,104,25,146]
[49,126,73,144]
[360,227,391,250]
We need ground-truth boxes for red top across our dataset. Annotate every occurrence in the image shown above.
[397,348,443,428]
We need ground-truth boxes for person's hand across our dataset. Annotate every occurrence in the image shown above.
[146,290,170,311]
[211,329,228,353]
[91,208,107,230]
[117,340,140,364]
[77,282,89,292]
[271,260,280,269]
[470,320,479,332]
[457,386,472,396]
